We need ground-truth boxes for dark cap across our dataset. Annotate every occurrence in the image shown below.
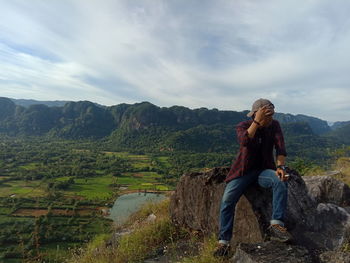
[247,98,274,117]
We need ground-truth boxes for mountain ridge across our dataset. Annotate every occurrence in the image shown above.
[0,97,348,160]
[2,97,337,131]
[7,97,346,126]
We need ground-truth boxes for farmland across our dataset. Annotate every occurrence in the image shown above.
[0,138,175,262]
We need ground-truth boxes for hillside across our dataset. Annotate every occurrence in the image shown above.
[331,121,350,130]
[10,98,72,108]
[0,97,348,163]
[325,123,350,145]
[0,97,334,136]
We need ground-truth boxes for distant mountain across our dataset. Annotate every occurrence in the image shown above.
[10,98,71,108]
[0,97,339,138]
[3,97,333,133]
[0,98,115,138]
[331,121,350,130]
[0,97,348,161]
[9,98,105,108]
[326,123,350,144]
[273,113,331,135]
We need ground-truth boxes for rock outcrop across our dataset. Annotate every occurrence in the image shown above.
[303,175,350,206]
[170,167,350,262]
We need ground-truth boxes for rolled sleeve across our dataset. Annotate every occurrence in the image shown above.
[236,122,252,147]
[274,121,287,156]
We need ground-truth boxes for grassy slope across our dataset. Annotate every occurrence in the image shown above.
[70,199,229,263]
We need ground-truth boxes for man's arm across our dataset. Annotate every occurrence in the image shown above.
[247,105,274,138]
[247,121,260,138]
[274,120,288,181]
[276,153,288,182]
[276,155,286,167]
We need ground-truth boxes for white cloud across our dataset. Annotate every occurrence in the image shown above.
[0,0,350,121]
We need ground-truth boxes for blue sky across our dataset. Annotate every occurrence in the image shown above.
[0,0,350,121]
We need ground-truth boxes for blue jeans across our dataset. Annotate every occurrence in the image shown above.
[218,169,288,243]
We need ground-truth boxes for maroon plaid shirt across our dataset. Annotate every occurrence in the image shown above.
[225,119,287,183]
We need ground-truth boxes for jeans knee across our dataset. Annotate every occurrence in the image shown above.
[222,193,234,204]
[221,192,239,208]
[274,180,287,192]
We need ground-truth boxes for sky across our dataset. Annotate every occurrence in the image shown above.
[0,0,350,122]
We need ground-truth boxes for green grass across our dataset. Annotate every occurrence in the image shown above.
[179,234,228,263]
[103,151,129,157]
[130,162,150,169]
[155,185,169,191]
[141,171,162,178]
[127,154,150,160]
[18,162,39,170]
[40,242,81,262]
[157,156,172,168]
[66,175,115,200]
[70,199,187,263]
[0,215,35,224]
[1,259,24,263]
[0,207,12,215]
[0,180,45,198]
[55,176,71,182]
[116,176,140,185]
[117,171,168,191]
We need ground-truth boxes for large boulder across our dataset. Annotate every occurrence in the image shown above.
[303,175,350,206]
[169,167,350,259]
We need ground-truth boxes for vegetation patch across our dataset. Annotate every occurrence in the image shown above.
[12,208,101,217]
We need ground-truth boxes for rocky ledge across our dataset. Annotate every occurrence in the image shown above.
[169,167,350,262]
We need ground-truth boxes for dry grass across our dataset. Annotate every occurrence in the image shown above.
[69,199,189,263]
[68,233,112,263]
[332,157,350,185]
[179,234,229,263]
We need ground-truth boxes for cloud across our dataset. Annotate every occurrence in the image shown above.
[0,0,350,121]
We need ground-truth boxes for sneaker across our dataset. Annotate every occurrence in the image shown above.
[268,224,292,242]
[213,243,230,257]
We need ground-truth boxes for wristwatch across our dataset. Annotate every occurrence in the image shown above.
[277,165,288,171]
[253,120,261,126]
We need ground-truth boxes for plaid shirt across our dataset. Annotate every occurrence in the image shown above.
[225,119,287,183]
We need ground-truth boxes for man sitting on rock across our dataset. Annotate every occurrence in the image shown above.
[214,98,292,257]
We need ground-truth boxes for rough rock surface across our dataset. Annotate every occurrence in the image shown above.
[231,241,313,263]
[303,175,350,206]
[319,250,350,263]
[170,167,350,261]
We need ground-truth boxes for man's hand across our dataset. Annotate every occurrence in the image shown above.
[276,167,289,182]
[254,105,274,126]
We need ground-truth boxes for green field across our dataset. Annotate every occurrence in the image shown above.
[0,151,172,201]
[0,180,45,198]
[66,175,115,200]
[0,146,174,263]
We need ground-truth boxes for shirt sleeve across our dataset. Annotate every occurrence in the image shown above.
[274,121,287,156]
[236,121,252,147]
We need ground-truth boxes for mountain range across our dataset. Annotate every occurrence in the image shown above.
[1,97,349,160]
